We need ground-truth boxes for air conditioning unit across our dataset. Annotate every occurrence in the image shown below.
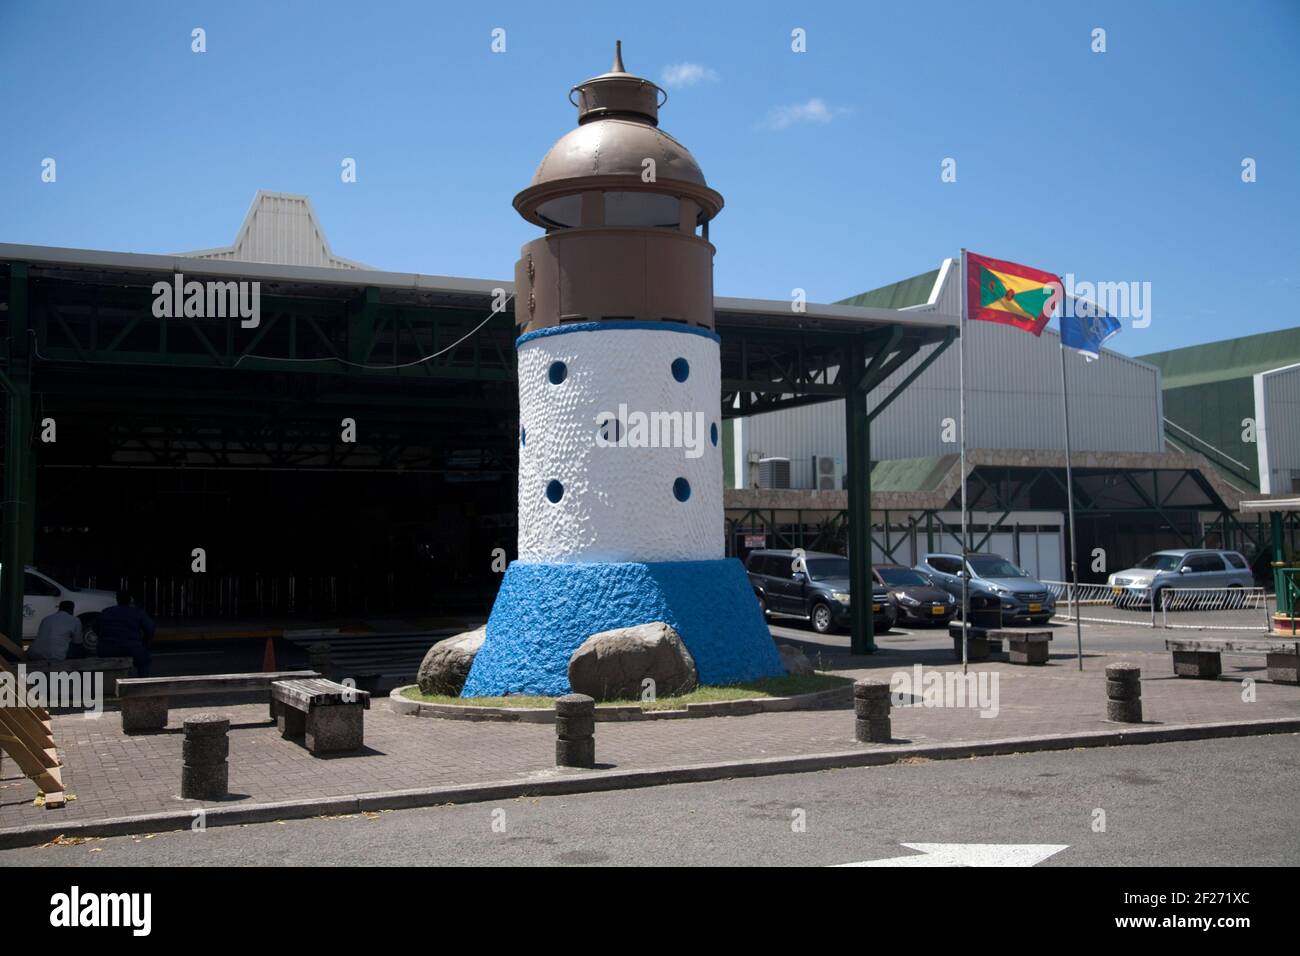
[757,457,791,489]
[812,455,843,491]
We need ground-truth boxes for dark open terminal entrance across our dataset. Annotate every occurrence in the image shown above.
[1,255,520,642]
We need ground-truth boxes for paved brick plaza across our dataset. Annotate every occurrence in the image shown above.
[3,632,1299,832]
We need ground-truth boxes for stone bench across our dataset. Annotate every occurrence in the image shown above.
[998,629,1052,665]
[1165,638,1300,684]
[22,656,134,697]
[949,623,994,661]
[116,670,320,733]
[272,678,370,754]
[949,625,1053,664]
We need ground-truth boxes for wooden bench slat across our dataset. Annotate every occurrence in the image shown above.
[273,678,371,710]
[117,670,319,697]
[23,657,133,673]
[1165,639,1300,654]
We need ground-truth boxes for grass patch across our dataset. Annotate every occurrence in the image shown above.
[401,673,852,711]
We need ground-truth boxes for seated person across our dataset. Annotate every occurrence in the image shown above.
[26,600,84,662]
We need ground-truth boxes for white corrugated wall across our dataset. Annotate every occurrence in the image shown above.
[1255,362,1300,494]
[737,264,1164,488]
[181,192,366,269]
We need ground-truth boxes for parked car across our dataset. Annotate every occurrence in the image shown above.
[1107,549,1254,609]
[0,565,117,641]
[745,549,895,635]
[915,552,1056,625]
[872,564,956,625]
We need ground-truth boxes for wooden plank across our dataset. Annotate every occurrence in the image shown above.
[0,706,57,757]
[116,670,319,698]
[986,629,1053,641]
[23,657,133,674]
[0,718,63,789]
[1166,638,1300,654]
[0,657,52,721]
[0,630,27,660]
[273,678,371,709]
[42,776,66,808]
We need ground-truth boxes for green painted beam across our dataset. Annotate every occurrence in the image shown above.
[2,263,33,648]
[844,334,875,654]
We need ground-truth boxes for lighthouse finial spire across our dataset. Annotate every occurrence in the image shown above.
[612,40,625,73]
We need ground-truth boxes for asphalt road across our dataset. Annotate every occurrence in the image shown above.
[5,735,1295,866]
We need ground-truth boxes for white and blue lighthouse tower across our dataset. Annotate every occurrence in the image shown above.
[462,43,783,696]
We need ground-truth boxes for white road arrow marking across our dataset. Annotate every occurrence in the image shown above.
[838,843,1068,867]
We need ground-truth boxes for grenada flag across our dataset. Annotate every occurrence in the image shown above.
[965,251,1060,336]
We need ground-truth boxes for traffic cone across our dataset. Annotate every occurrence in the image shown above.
[262,636,277,672]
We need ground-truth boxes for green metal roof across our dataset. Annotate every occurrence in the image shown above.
[837,268,940,310]
[870,455,955,493]
[1139,327,1300,389]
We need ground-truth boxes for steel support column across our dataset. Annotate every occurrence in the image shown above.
[1272,510,1286,603]
[845,335,874,654]
[2,263,34,647]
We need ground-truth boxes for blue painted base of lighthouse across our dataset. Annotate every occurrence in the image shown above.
[461,558,785,697]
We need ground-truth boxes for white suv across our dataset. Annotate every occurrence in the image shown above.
[3,566,118,639]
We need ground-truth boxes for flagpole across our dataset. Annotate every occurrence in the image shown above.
[1057,298,1084,672]
[959,249,969,676]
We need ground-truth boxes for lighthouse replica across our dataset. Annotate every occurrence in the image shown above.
[462,44,783,696]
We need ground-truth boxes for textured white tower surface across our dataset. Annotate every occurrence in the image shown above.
[517,323,723,563]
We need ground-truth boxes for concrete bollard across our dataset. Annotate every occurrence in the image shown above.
[181,713,230,800]
[1105,662,1143,723]
[555,693,596,768]
[307,642,332,679]
[854,679,892,743]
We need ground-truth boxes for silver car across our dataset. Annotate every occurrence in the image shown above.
[915,552,1056,625]
[1107,549,1253,609]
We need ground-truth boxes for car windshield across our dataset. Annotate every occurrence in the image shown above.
[804,557,850,580]
[967,556,1029,578]
[879,568,930,587]
[1135,553,1181,571]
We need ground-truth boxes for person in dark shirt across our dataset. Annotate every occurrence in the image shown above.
[95,591,157,678]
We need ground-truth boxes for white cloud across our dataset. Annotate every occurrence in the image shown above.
[758,98,850,131]
[661,63,720,88]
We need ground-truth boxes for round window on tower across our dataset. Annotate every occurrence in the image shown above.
[671,357,690,382]
[673,477,691,502]
[546,480,565,503]
[548,361,567,385]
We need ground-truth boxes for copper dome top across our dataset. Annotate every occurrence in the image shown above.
[514,42,723,229]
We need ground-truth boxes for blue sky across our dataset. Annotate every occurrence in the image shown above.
[1,0,1296,356]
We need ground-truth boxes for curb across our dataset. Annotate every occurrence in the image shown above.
[2,716,1297,850]
[387,684,853,722]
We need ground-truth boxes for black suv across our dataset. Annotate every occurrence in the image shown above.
[745,549,896,635]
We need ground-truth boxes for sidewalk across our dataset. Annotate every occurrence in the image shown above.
[3,641,1298,837]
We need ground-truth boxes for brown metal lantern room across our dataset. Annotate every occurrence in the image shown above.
[512,42,725,335]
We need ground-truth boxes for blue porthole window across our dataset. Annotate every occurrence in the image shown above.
[671,357,690,382]
[548,361,567,385]
[710,422,718,447]
[520,426,527,447]
[673,477,691,502]
[546,480,564,503]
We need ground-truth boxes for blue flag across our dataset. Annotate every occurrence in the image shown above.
[1060,297,1121,360]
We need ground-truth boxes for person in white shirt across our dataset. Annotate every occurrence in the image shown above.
[26,601,83,662]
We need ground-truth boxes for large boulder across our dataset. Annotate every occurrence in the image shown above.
[568,621,698,701]
[417,626,486,696]
[777,644,814,676]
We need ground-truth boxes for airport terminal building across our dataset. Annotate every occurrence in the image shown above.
[1,191,1295,648]
[726,262,1297,582]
